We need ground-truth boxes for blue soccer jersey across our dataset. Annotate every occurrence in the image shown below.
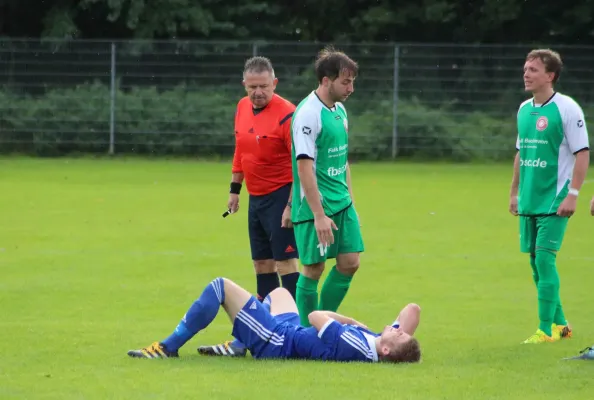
[290,319,385,363]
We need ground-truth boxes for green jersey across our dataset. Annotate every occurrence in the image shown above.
[516,92,589,215]
[291,91,351,223]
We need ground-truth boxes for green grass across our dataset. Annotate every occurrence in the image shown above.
[1,156,594,399]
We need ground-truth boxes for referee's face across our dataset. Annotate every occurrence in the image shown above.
[243,71,278,108]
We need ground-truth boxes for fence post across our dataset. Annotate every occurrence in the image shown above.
[109,42,116,155]
[391,44,400,159]
[252,42,258,57]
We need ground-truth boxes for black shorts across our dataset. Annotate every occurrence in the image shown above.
[248,183,298,261]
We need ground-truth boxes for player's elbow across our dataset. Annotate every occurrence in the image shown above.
[308,311,323,326]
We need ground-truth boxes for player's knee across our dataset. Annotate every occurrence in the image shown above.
[253,259,276,274]
[303,263,324,279]
[336,257,359,275]
[276,259,298,275]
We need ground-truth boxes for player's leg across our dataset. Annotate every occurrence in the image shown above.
[249,195,281,302]
[264,183,300,300]
[294,220,332,326]
[391,303,421,336]
[536,215,571,340]
[523,215,569,343]
[268,287,299,316]
[197,197,278,357]
[319,206,364,312]
[128,278,251,358]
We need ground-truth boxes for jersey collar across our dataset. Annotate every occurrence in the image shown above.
[532,91,557,107]
[362,332,379,362]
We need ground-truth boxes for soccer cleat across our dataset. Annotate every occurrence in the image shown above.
[563,346,594,360]
[197,340,247,357]
[522,329,555,344]
[127,342,178,359]
[552,323,573,340]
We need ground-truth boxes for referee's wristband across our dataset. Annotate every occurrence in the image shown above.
[230,182,242,195]
[568,188,579,196]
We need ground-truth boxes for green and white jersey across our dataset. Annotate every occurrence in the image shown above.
[515,92,589,215]
[291,91,351,223]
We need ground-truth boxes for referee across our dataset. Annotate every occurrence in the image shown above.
[198,57,300,357]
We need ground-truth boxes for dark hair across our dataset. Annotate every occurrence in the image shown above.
[243,56,275,77]
[314,45,358,84]
[526,49,563,84]
[382,337,421,364]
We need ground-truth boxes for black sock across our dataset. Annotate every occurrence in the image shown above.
[256,272,280,302]
[281,272,300,300]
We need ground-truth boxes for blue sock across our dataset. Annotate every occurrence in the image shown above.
[229,294,271,350]
[161,278,225,352]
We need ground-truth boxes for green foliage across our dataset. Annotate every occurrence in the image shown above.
[0,81,518,161]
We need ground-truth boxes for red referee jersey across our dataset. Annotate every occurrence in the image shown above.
[232,94,295,196]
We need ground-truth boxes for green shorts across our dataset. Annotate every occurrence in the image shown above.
[519,215,569,254]
[294,205,364,265]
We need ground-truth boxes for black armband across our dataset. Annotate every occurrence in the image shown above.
[230,182,242,194]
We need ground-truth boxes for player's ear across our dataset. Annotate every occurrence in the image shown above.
[381,346,390,356]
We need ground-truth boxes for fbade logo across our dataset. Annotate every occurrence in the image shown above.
[327,165,348,176]
[520,158,548,168]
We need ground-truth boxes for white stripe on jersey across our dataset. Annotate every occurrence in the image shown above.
[341,331,374,360]
[236,310,285,346]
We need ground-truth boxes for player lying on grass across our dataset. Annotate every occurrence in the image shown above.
[127,277,422,363]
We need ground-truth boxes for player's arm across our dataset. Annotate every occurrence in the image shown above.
[509,137,520,216]
[281,109,295,205]
[346,162,355,204]
[228,106,244,212]
[563,102,590,197]
[308,310,367,330]
[292,112,324,218]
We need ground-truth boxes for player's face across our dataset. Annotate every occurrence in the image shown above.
[523,58,554,93]
[379,325,411,356]
[328,70,355,102]
[243,71,278,108]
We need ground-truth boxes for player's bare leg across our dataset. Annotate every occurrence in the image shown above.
[127,278,252,359]
[268,287,299,316]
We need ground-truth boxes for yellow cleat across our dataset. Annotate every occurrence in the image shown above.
[523,329,555,344]
[552,323,573,340]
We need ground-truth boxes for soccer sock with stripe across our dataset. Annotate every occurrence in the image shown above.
[161,278,225,352]
[319,266,353,313]
[296,274,319,327]
[535,249,559,337]
[281,272,300,300]
[256,272,280,302]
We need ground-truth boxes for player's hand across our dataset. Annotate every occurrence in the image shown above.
[281,206,293,228]
[227,194,240,214]
[557,195,577,217]
[314,214,338,247]
[590,196,594,216]
[509,195,518,216]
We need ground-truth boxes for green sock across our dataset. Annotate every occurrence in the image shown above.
[296,275,319,327]
[554,302,567,326]
[319,266,353,312]
[529,254,539,287]
[535,249,559,337]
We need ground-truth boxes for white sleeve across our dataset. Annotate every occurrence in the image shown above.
[292,107,321,160]
[562,100,589,154]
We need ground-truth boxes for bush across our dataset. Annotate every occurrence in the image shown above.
[0,82,548,161]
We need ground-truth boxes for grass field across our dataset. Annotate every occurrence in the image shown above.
[1,156,594,399]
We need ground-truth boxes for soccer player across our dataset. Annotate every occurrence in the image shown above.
[509,49,590,344]
[199,57,300,357]
[127,277,422,364]
[290,46,364,327]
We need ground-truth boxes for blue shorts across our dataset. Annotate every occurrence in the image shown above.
[248,183,298,261]
[231,296,300,359]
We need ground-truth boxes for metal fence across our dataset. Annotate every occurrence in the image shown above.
[1,39,593,160]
